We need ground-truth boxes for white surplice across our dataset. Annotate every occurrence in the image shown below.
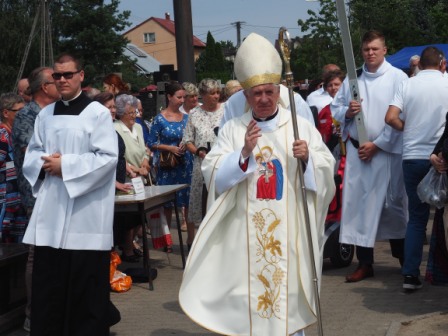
[331,60,408,247]
[179,106,335,336]
[22,101,118,250]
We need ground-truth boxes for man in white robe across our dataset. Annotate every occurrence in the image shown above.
[22,53,118,335]
[331,30,408,282]
[180,33,335,336]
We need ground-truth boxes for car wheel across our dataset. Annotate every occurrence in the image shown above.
[330,242,354,268]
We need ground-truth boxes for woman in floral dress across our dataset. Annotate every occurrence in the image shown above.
[148,82,193,248]
[183,79,224,225]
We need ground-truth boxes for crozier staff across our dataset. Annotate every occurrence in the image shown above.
[179,33,335,336]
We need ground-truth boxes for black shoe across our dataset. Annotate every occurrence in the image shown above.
[108,300,121,326]
[403,275,423,290]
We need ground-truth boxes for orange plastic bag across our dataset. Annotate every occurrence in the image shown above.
[110,251,132,292]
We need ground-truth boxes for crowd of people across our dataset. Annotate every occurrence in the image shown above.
[1,28,448,335]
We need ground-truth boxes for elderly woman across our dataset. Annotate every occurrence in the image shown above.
[148,82,193,250]
[0,93,28,243]
[224,79,243,100]
[93,92,134,192]
[180,82,200,114]
[113,94,151,261]
[115,94,150,178]
[183,78,224,225]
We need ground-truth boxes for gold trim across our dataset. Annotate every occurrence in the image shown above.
[240,73,281,89]
[253,208,284,319]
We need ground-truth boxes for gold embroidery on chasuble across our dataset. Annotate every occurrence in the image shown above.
[253,209,285,319]
[247,128,289,335]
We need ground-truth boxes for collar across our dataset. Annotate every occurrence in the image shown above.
[362,60,391,78]
[61,90,83,106]
[252,109,278,122]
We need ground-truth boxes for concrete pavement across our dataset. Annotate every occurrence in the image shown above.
[3,220,448,336]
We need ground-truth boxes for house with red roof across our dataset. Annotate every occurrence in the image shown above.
[123,13,206,70]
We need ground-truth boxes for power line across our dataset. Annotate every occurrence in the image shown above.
[245,23,300,30]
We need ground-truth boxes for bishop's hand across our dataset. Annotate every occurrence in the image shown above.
[242,119,261,158]
[292,140,309,163]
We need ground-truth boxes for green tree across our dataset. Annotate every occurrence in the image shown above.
[295,0,345,80]
[293,0,448,83]
[424,1,448,43]
[195,31,230,83]
[0,0,40,92]
[0,0,133,93]
[349,0,418,52]
[51,0,131,86]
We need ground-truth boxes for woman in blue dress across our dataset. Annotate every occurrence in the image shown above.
[148,82,193,249]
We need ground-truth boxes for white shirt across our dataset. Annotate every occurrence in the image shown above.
[390,69,448,160]
[22,101,118,250]
[306,87,333,113]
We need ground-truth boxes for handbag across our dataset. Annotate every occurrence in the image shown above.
[159,151,180,169]
[417,167,448,209]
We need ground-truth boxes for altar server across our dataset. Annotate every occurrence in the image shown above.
[22,53,118,335]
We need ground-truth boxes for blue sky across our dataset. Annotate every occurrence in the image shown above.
[116,0,320,45]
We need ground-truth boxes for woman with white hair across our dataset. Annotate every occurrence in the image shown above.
[183,78,224,226]
[114,94,150,261]
[115,94,150,178]
[180,82,200,114]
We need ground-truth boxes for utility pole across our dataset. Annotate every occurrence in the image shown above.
[173,0,196,83]
[231,21,246,47]
[14,0,54,92]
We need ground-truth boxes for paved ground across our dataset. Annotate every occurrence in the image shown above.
[3,219,448,336]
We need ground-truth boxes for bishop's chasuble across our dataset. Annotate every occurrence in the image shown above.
[179,106,335,335]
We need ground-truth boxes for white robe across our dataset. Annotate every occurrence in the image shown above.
[331,60,408,247]
[22,101,118,251]
[179,106,335,335]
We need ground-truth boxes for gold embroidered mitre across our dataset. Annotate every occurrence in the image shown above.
[234,33,282,90]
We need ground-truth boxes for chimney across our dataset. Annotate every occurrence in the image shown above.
[165,12,170,20]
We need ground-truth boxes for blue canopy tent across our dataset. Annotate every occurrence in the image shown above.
[386,44,448,71]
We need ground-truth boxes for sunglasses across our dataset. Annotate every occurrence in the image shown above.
[52,70,81,80]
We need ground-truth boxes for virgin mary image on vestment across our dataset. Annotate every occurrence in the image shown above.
[256,146,283,200]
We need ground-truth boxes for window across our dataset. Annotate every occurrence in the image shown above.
[144,32,155,44]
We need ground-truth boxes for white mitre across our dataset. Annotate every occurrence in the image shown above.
[234,33,282,90]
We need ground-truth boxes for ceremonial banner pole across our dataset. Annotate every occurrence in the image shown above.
[335,0,368,144]
[278,27,324,336]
